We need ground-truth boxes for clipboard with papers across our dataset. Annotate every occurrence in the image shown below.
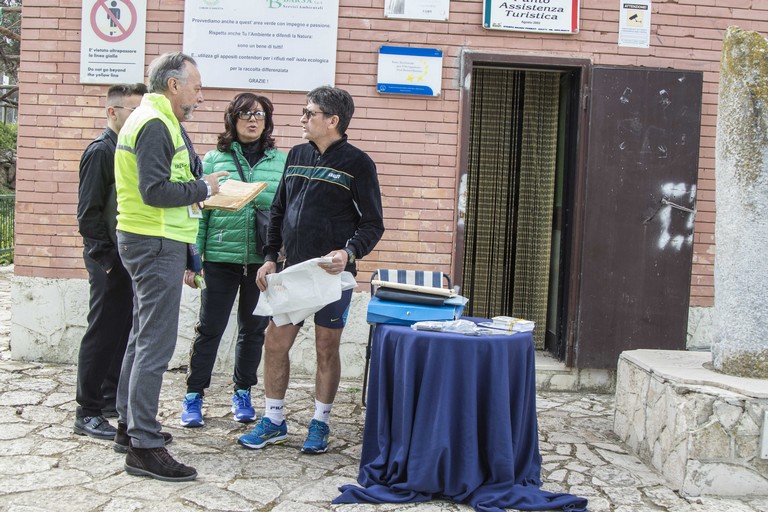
[203,180,267,212]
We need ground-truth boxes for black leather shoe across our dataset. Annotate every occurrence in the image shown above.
[113,421,173,453]
[73,415,116,439]
[124,446,197,482]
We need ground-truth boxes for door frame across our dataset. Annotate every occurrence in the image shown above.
[455,51,592,366]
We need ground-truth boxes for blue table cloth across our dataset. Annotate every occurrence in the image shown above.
[334,322,587,512]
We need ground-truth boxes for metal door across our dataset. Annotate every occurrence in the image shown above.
[574,66,703,369]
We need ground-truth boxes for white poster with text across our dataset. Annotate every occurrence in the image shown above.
[384,0,450,21]
[79,0,147,84]
[483,0,580,34]
[183,0,339,92]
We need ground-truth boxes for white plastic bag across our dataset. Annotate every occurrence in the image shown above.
[254,258,356,326]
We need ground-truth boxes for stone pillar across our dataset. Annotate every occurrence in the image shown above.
[713,26,768,378]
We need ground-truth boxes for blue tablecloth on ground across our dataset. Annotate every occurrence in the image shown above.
[334,321,587,512]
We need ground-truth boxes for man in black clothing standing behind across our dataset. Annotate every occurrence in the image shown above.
[74,83,147,439]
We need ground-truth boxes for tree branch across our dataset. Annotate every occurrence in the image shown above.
[0,87,17,103]
[0,26,20,42]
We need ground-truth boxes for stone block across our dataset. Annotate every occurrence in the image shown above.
[689,421,730,459]
[578,369,615,392]
[614,350,768,497]
[735,435,759,460]
[714,399,743,430]
[682,461,768,497]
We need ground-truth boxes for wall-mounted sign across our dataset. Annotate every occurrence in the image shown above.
[483,0,580,34]
[182,0,339,92]
[618,1,651,48]
[384,0,449,21]
[377,46,443,97]
[79,0,147,84]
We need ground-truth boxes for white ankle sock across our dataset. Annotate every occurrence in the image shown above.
[264,398,285,425]
[313,400,332,424]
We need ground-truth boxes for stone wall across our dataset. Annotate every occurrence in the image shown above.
[614,350,768,497]
[10,274,372,381]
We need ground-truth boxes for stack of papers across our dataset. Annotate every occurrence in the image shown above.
[203,180,267,212]
[477,315,535,333]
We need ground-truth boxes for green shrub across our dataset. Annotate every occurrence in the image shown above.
[0,123,16,152]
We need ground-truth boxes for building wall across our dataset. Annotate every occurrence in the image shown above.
[15,0,755,305]
[12,1,768,366]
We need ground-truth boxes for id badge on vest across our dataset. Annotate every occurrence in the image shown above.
[188,203,203,219]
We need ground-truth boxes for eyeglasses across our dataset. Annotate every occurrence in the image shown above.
[302,108,330,118]
[113,106,136,111]
[237,110,266,121]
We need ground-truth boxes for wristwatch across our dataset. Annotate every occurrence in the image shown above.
[344,247,356,264]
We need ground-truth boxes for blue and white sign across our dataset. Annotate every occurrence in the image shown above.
[377,46,443,97]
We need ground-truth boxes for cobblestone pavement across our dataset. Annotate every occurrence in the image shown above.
[0,265,766,512]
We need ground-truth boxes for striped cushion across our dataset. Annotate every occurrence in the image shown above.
[376,269,445,289]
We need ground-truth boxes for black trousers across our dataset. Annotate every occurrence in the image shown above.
[75,248,133,418]
[186,261,268,396]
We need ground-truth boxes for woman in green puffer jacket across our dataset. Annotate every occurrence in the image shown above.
[180,92,286,428]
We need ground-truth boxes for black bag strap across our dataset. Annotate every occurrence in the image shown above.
[230,150,247,182]
[231,150,268,218]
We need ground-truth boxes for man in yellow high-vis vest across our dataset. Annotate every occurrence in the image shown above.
[113,51,228,482]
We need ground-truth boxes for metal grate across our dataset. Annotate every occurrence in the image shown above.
[0,194,14,254]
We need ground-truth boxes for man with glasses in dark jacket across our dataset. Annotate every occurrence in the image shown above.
[239,86,384,455]
[74,83,147,440]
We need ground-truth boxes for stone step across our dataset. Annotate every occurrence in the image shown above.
[534,350,615,393]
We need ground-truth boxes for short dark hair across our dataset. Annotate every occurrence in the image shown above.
[217,92,276,152]
[106,83,147,106]
[147,52,197,93]
[306,86,355,135]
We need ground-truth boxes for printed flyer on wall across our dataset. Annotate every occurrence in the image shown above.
[183,0,339,92]
[384,0,450,21]
[483,0,580,34]
[618,0,651,48]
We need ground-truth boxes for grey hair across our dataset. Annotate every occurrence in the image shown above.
[147,52,197,93]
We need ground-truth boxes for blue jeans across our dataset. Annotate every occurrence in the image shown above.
[186,261,268,396]
[116,231,187,448]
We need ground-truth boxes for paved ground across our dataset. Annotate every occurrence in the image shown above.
[0,264,766,512]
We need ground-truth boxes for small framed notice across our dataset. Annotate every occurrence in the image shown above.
[377,46,443,97]
[384,0,449,21]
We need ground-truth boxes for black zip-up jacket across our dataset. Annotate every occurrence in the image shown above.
[77,128,120,270]
[265,136,385,274]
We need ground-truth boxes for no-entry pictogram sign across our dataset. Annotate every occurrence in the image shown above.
[90,0,138,43]
[79,0,146,84]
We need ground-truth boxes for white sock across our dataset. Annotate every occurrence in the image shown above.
[264,398,285,425]
[313,400,332,424]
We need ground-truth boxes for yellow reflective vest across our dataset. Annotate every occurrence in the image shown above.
[115,93,199,243]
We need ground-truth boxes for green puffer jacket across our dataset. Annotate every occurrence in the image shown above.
[197,143,287,265]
